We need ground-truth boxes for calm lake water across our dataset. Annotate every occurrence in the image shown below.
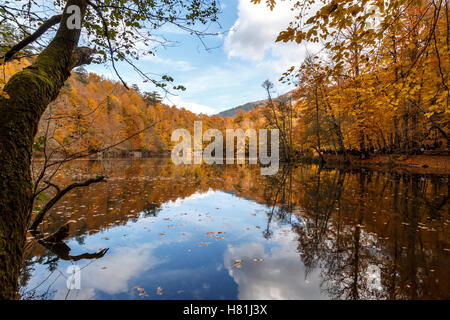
[20,159,449,300]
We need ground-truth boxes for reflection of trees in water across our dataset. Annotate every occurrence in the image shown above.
[262,165,295,239]
[270,166,449,300]
[15,159,449,299]
[141,202,160,218]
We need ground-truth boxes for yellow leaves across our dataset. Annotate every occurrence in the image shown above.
[0,74,8,99]
[0,88,10,99]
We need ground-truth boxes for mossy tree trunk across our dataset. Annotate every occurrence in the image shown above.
[0,0,87,299]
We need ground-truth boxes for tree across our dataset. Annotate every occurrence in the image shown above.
[262,80,294,161]
[264,0,448,158]
[0,0,219,299]
[74,66,88,84]
[143,91,163,105]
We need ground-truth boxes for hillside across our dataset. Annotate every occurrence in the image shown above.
[216,91,295,118]
[1,59,235,156]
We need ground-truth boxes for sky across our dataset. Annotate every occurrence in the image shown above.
[86,0,317,115]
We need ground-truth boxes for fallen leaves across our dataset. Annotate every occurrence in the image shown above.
[233,259,244,269]
[132,286,149,297]
[205,231,226,241]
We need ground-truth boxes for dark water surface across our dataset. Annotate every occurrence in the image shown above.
[20,159,449,300]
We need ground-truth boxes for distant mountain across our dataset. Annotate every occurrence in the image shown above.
[216,91,295,118]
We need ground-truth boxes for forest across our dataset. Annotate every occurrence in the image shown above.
[3,0,448,164]
[0,0,448,302]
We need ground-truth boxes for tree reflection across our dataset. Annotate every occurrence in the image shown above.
[11,159,449,299]
[262,165,295,239]
[284,167,449,300]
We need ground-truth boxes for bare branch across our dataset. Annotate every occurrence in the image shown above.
[3,14,62,63]
[87,0,129,89]
[30,176,107,231]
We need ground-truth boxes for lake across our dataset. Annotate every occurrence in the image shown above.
[20,159,449,300]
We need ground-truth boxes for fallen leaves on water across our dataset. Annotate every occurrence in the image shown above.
[156,287,163,295]
[252,258,264,262]
[233,259,244,269]
[205,231,226,241]
[102,237,110,240]
[132,286,149,297]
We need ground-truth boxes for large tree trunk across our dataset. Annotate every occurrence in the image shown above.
[0,0,87,299]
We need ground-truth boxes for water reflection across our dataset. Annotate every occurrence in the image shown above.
[19,159,449,300]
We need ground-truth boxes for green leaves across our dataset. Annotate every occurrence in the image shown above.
[33,136,46,152]
[36,192,49,202]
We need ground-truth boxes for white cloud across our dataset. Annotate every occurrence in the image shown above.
[78,243,161,295]
[224,0,293,60]
[163,95,216,115]
[223,234,326,300]
[224,0,321,73]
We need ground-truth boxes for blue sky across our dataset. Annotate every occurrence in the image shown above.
[86,0,317,115]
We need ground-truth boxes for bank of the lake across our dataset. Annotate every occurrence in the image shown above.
[301,154,450,175]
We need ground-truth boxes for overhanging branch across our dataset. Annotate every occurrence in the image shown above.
[29,175,107,231]
[3,14,62,63]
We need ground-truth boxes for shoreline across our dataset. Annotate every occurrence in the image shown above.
[32,153,450,175]
[302,154,450,175]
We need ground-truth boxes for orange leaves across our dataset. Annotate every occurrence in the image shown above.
[250,0,276,11]
[0,88,10,99]
[132,285,149,297]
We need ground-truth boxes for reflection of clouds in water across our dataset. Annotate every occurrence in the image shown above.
[223,234,326,300]
[80,242,161,295]
[54,288,96,300]
[33,241,163,299]
[157,191,264,232]
[164,190,216,208]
